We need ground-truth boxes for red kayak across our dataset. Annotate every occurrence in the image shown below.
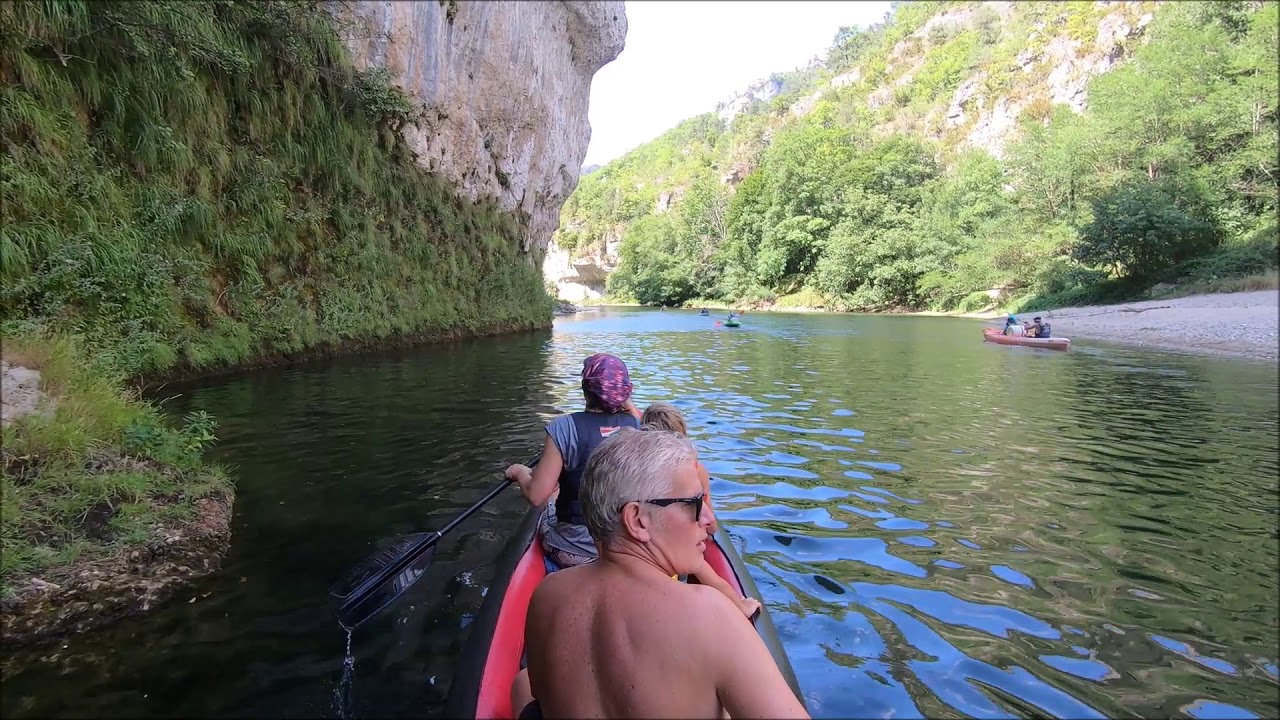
[983,327,1071,350]
[445,507,806,719]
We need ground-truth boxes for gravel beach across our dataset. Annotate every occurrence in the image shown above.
[1027,290,1279,361]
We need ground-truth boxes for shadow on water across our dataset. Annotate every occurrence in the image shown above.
[2,310,1277,719]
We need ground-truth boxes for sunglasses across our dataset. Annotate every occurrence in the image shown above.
[620,493,705,522]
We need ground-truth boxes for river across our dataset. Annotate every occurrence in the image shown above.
[3,308,1277,719]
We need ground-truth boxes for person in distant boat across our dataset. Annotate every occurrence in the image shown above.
[640,402,762,620]
[505,353,643,570]
[1003,314,1025,336]
[1024,316,1047,338]
[510,428,810,720]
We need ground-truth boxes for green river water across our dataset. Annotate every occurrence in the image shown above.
[2,308,1277,719]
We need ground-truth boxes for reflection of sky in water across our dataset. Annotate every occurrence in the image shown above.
[550,310,1278,719]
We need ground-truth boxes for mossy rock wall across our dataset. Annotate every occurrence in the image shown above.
[0,1,552,379]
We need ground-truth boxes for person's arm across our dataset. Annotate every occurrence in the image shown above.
[704,591,809,719]
[623,398,643,421]
[690,557,760,619]
[505,434,563,507]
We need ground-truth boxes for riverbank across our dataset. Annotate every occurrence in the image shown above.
[586,290,1280,361]
[1028,290,1279,361]
[1,335,233,647]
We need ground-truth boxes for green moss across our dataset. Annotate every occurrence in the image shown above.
[0,1,550,379]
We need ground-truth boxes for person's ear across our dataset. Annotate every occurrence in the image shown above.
[620,501,653,543]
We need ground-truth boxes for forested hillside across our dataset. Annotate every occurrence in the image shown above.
[555,0,1278,311]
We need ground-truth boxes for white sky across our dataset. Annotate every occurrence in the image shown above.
[583,0,894,167]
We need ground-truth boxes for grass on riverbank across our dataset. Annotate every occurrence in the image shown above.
[0,334,230,598]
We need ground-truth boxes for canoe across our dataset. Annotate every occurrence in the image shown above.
[444,506,805,719]
[983,327,1071,350]
[724,320,741,327]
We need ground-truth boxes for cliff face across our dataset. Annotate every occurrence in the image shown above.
[335,1,627,255]
[545,232,620,301]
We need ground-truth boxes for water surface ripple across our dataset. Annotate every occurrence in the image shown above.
[2,309,1276,719]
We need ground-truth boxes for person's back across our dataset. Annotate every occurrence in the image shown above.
[516,429,809,720]
[527,562,741,717]
[506,353,642,569]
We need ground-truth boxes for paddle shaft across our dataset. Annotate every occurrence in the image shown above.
[339,455,540,608]
[433,478,515,541]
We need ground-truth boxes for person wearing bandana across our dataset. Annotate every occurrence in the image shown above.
[505,353,642,570]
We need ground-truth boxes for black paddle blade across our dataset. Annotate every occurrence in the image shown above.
[330,532,438,630]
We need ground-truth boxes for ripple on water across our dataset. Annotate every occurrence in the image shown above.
[7,309,1271,720]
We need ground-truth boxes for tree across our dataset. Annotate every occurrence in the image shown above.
[1073,179,1217,282]
[607,215,697,306]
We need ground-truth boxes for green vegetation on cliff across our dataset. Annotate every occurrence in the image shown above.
[2,0,550,378]
[558,0,1278,311]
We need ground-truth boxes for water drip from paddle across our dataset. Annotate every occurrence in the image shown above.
[332,627,357,719]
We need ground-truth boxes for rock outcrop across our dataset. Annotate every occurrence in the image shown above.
[1,361,52,427]
[333,1,627,254]
[545,232,620,302]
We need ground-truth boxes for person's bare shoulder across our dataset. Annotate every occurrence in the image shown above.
[676,581,752,633]
[528,564,591,619]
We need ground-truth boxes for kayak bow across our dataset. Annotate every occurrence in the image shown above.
[444,507,805,719]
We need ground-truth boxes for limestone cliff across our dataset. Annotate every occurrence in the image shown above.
[333,0,627,255]
[545,232,620,302]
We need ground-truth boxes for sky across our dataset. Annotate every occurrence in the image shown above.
[582,1,894,168]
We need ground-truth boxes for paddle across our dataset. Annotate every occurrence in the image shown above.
[329,456,538,630]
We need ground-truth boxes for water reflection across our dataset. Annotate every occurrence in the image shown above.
[2,309,1276,719]
[548,309,1278,719]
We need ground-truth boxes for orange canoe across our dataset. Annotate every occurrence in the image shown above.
[983,328,1071,351]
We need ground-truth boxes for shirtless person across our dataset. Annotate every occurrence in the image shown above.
[511,428,809,719]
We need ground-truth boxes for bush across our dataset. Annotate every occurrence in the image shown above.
[1175,223,1278,282]
[1073,180,1217,283]
[956,290,995,313]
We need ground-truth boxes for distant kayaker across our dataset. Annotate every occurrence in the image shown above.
[640,402,762,619]
[511,428,810,720]
[504,353,643,570]
[1003,314,1025,336]
[1026,316,1050,338]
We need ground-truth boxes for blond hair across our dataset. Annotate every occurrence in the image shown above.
[641,402,688,437]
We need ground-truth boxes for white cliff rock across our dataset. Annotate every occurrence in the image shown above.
[545,231,621,302]
[717,76,783,124]
[332,1,626,255]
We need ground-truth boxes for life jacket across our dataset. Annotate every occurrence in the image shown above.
[556,411,639,525]
[1039,322,1051,338]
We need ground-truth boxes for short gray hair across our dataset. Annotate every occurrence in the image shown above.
[580,427,697,546]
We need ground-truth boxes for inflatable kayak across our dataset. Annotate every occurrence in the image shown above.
[983,327,1071,350]
[724,320,741,328]
[444,507,805,719]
